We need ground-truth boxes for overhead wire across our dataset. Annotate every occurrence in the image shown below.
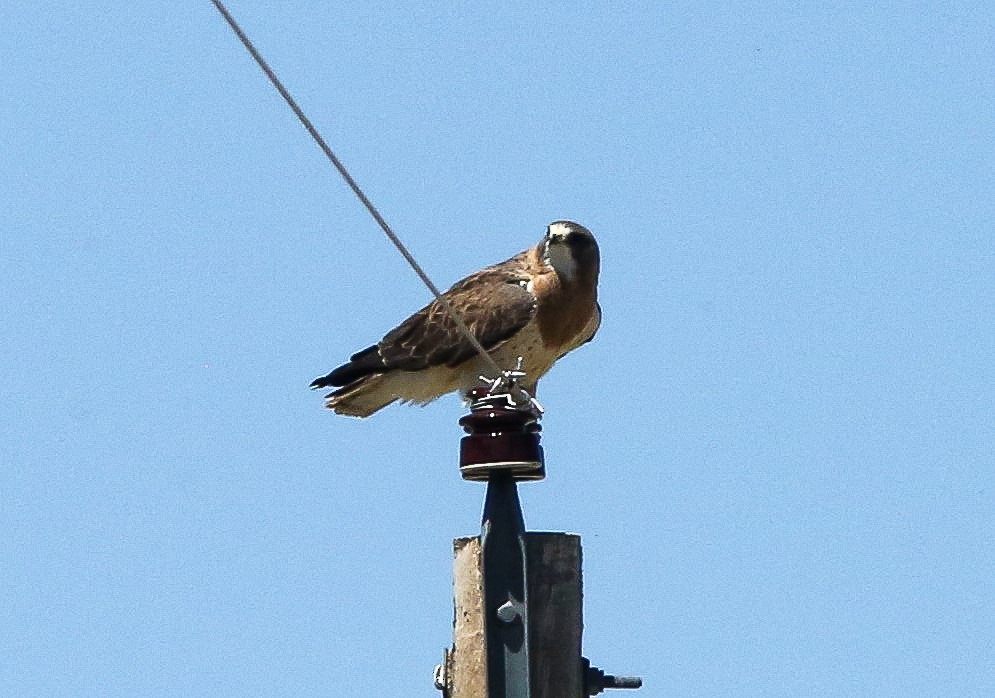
[210,0,506,380]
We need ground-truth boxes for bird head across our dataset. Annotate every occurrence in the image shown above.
[543,221,600,283]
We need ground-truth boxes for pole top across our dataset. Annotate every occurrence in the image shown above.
[458,387,545,482]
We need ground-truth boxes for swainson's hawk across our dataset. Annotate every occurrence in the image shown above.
[311,221,601,417]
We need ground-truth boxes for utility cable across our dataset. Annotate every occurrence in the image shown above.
[210,0,506,379]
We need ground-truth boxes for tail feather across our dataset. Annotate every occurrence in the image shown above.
[322,374,397,418]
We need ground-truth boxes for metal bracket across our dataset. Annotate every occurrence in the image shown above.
[480,471,531,698]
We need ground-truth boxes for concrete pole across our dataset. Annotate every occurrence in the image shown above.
[445,533,583,697]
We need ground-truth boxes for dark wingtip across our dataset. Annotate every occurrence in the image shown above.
[309,375,331,390]
[310,345,385,390]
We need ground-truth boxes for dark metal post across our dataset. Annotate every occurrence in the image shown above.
[480,472,530,698]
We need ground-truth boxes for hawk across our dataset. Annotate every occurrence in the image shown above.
[310,221,601,417]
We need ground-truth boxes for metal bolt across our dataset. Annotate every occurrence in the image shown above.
[496,597,522,623]
[584,657,643,695]
[605,676,643,689]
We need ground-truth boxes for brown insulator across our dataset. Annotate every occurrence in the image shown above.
[458,387,545,481]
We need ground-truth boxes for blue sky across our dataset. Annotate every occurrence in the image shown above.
[3,2,994,696]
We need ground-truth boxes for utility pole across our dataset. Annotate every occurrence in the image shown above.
[209,7,634,692]
[435,389,642,698]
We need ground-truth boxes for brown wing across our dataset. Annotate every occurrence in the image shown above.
[310,258,536,391]
[379,265,536,370]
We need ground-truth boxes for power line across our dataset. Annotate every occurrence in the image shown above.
[210,0,505,379]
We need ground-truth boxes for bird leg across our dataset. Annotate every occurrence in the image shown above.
[477,357,544,417]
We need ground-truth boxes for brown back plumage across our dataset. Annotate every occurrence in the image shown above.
[309,254,536,391]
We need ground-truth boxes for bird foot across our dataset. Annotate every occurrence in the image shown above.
[477,360,544,417]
